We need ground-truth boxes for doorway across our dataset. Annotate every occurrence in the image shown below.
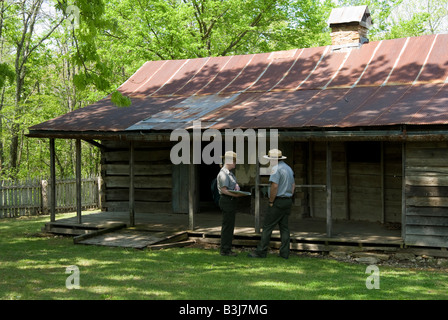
[199,163,221,212]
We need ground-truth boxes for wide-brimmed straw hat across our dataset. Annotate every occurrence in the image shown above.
[263,149,287,160]
[221,151,237,162]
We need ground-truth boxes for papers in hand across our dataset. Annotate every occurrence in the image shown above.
[228,190,251,196]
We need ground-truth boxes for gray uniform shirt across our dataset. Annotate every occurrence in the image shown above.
[268,161,295,198]
[217,167,238,195]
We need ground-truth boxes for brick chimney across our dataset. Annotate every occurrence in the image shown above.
[328,6,372,48]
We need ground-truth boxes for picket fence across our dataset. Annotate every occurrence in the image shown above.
[0,176,101,218]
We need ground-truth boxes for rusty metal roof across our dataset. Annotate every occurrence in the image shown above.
[28,33,448,137]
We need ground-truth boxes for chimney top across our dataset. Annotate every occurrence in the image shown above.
[328,6,372,49]
[328,5,372,29]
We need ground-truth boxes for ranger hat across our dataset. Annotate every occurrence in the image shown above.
[263,149,287,160]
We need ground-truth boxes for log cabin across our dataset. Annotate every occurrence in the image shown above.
[28,6,448,248]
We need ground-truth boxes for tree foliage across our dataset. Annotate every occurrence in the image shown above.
[0,0,446,180]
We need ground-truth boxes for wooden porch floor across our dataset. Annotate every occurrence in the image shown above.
[44,209,403,250]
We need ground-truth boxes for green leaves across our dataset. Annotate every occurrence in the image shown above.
[104,0,333,62]
[110,90,131,108]
[0,63,14,89]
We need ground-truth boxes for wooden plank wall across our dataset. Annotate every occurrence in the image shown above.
[311,142,347,220]
[309,142,402,223]
[292,142,309,218]
[101,141,173,214]
[405,142,448,247]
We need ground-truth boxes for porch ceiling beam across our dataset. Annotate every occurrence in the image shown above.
[82,139,108,151]
[28,128,448,142]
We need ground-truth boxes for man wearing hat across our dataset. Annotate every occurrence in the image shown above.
[248,149,295,259]
[217,151,245,256]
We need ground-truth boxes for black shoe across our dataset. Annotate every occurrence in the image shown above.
[220,251,238,257]
[247,252,265,258]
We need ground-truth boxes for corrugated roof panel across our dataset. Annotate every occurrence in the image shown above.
[340,86,409,126]
[118,60,167,95]
[134,59,189,96]
[196,54,255,95]
[372,84,442,126]
[219,52,272,94]
[126,94,240,131]
[199,92,261,126]
[30,96,184,132]
[299,89,351,126]
[172,56,232,96]
[387,35,436,85]
[220,91,316,129]
[307,87,379,127]
[273,46,328,90]
[299,50,349,90]
[239,49,300,92]
[406,84,448,124]
[152,57,210,96]
[268,90,346,128]
[329,41,382,88]
[356,37,408,86]
[417,34,448,83]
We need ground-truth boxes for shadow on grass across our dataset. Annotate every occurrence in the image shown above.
[1,214,448,300]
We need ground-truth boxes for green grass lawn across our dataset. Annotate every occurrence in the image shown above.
[1,212,448,300]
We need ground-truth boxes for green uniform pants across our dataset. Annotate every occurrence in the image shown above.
[256,198,292,258]
[219,195,237,254]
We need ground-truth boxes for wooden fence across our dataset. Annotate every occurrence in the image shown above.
[0,177,101,218]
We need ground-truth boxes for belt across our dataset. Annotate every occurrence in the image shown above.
[221,194,234,200]
[276,196,291,199]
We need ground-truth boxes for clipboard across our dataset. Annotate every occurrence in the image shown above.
[228,190,251,196]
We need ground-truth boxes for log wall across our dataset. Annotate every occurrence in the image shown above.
[239,141,402,222]
[310,142,402,223]
[405,142,448,247]
[101,141,173,214]
[100,140,404,225]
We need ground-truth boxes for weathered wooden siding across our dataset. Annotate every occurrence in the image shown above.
[234,141,402,222]
[101,141,173,214]
[310,142,402,223]
[405,142,448,247]
[292,142,310,218]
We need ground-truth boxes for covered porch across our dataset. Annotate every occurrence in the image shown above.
[42,209,403,252]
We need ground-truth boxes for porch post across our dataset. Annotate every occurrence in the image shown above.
[326,142,332,237]
[308,142,314,218]
[402,142,406,243]
[75,139,82,224]
[129,141,135,227]
[381,142,385,224]
[49,138,56,222]
[255,159,260,233]
[188,163,196,230]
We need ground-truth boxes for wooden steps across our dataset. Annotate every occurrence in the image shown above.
[75,228,194,250]
[42,222,105,236]
[43,221,195,250]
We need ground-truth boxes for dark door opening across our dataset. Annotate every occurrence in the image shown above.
[199,163,221,212]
